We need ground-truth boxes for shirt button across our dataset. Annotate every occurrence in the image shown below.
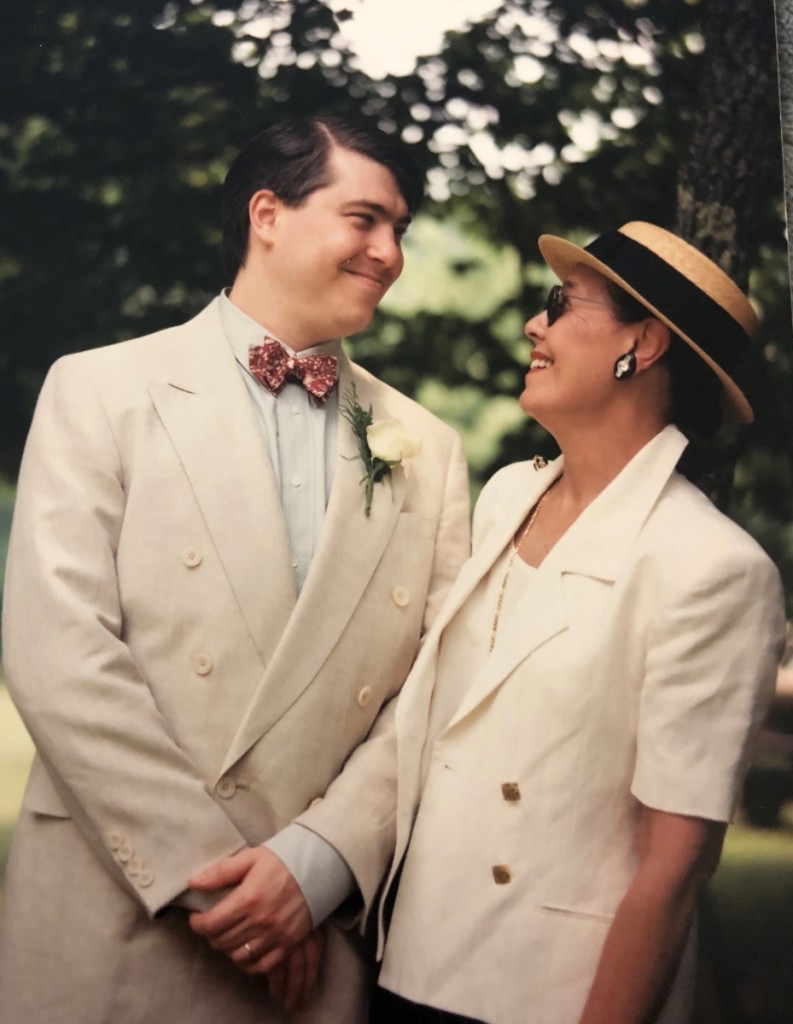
[216,776,237,799]
[182,547,203,568]
[357,686,373,708]
[191,652,213,676]
[492,865,512,885]
[392,585,410,608]
[501,782,521,802]
[291,476,302,488]
[290,405,300,416]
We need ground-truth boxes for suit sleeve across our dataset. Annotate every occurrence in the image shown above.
[632,548,786,821]
[2,358,247,916]
[294,426,472,923]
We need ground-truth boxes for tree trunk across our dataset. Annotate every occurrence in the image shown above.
[676,0,780,288]
[776,0,793,318]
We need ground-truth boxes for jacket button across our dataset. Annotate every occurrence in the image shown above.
[138,868,155,888]
[107,829,124,851]
[117,842,133,863]
[501,782,521,802]
[192,652,213,676]
[357,686,373,708]
[182,547,203,568]
[127,854,143,877]
[216,776,237,799]
[492,865,511,885]
[392,585,410,608]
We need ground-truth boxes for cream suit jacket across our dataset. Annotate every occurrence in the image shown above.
[0,299,470,1024]
[377,426,785,1024]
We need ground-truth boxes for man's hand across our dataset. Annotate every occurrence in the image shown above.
[188,847,313,972]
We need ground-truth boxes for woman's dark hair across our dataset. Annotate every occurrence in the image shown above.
[603,278,738,488]
[221,113,425,280]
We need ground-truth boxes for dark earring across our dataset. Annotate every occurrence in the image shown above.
[613,343,638,380]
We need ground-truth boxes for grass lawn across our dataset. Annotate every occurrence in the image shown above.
[694,816,793,1024]
[1,682,792,1021]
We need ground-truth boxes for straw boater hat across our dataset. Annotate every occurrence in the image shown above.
[538,221,758,423]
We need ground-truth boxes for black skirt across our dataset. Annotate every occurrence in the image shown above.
[369,986,488,1024]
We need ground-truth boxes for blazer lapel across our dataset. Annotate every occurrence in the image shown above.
[444,425,689,731]
[542,423,689,582]
[148,301,297,668]
[392,460,562,779]
[444,560,569,732]
[221,356,408,770]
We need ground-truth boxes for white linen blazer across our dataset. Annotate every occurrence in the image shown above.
[0,299,470,1024]
[377,426,785,1024]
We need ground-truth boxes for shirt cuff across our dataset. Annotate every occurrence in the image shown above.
[265,823,357,927]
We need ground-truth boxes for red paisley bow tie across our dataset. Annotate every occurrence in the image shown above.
[248,339,338,402]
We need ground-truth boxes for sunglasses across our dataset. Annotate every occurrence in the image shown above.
[545,284,612,325]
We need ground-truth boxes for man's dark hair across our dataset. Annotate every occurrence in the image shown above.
[221,113,425,280]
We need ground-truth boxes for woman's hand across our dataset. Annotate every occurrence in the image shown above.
[577,804,726,1024]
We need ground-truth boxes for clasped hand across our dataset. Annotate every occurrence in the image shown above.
[188,847,323,1010]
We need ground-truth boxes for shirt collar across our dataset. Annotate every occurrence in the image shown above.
[218,290,343,370]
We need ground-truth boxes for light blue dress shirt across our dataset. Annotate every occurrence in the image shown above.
[218,291,356,925]
[219,291,340,594]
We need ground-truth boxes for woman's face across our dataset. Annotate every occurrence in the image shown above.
[519,265,640,430]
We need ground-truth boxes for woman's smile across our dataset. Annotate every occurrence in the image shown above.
[528,349,554,372]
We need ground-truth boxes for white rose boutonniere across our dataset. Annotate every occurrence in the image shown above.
[340,385,422,517]
[367,420,422,463]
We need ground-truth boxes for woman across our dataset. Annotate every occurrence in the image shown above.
[371,222,786,1024]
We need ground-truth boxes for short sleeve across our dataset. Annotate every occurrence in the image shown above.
[632,551,785,822]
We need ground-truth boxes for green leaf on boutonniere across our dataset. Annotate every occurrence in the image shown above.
[340,385,421,517]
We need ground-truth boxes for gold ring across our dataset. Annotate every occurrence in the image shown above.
[243,941,254,961]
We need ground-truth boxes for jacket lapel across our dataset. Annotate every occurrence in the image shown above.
[445,425,689,731]
[148,301,297,668]
[221,356,408,770]
[391,461,560,796]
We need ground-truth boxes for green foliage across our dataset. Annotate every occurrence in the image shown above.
[0,483,14,639]
[0,483,13,579]
[1,0,790,610]
[700,825,793,1024]
[0,0,364,473]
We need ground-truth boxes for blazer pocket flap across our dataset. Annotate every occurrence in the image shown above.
[538,900,616,923]
[21,760,71,818]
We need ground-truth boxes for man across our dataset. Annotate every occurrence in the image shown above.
[0,114,470,1023]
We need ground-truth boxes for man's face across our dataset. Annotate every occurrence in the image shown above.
[263,145,411,348]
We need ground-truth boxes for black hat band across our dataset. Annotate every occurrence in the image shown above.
[585,231,750,379]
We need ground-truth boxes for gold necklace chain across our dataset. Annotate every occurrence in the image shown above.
[489,481,556,653]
